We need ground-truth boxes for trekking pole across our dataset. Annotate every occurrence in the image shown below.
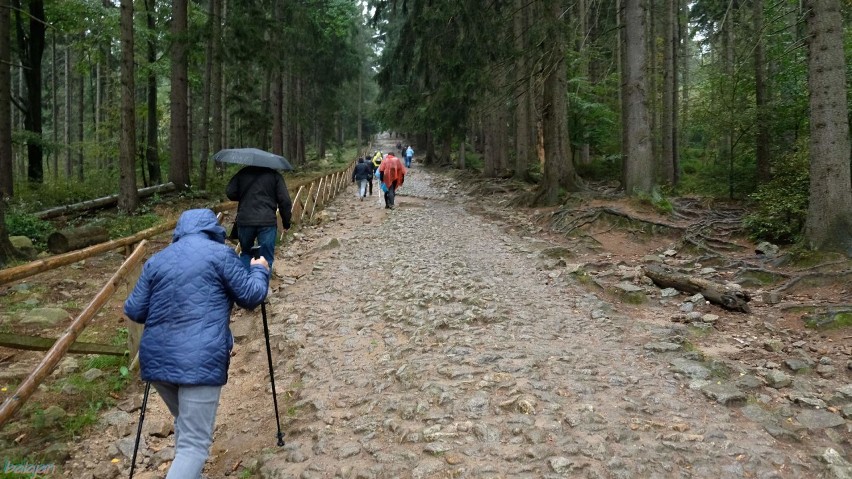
[252,246,285,447]
[129,381,151,479]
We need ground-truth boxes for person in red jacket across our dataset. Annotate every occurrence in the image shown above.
[378,154,406,209]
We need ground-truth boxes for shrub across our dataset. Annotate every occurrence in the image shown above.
[5,211,54,247]
[743,143,809,244]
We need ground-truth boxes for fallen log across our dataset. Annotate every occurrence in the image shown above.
[0,333,126,356]
[34,183,175,220]
[643,264,752,313]
[0,221,174,287]
[47,226,110,254]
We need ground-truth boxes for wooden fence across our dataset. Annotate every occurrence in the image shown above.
[0,159,357,427]
[288,160,356,228]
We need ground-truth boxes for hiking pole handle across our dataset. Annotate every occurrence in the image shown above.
[251,245,262,260]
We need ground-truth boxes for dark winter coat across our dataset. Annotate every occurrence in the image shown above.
[352,161,373,181]
[226,166,292,229]
[123,209,269,386]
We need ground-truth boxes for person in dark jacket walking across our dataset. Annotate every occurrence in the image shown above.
[364,154,375,196]
[351,158,373,200]
[226,166,292,269]
[124,208,270,479]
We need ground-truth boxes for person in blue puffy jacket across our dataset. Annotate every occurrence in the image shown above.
[124,208,269,479]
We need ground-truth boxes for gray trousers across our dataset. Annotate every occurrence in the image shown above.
[153,383,222,479]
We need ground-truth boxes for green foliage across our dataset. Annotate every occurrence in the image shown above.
[803,311,852,330]
[636,187,674,214]
[62,401,104,437]
[461,152,483,173]
[94,213,160,239]
[567,74,620,156]
[575,155,622,182]
[743,144,809,244]
[4,211,53,247]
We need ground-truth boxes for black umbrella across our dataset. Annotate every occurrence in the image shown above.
[212,148,293,171]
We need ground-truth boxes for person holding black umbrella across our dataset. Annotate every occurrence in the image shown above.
[226,165,292,269]
[124,208,270,479]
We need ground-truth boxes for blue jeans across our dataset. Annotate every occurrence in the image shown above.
[404,156,412,167]
[237,224,276,269]
[153,383,222,479]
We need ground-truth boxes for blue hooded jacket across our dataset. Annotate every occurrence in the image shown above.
[124,209,269,386]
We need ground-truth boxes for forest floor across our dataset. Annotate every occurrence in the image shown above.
[1,134,850,478]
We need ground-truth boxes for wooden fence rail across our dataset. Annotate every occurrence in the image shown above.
[0,241,149,427]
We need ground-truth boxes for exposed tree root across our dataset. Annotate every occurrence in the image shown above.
[772,270,852,294]
[550,206,683,236]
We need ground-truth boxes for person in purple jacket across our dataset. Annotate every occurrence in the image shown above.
[124,208,269,479]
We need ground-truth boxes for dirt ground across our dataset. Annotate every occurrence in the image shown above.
[1,134,850,478]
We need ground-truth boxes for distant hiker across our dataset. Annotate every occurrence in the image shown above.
[226,166,292,269]
[371,150,383,169]
[364,154,375,196]
[396,142,403,155]
[352,158,373,200]
[378,154,406,209]
[124,208,270,479]
[404,145,414,168]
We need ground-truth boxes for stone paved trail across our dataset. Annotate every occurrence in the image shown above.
[206,142,835,479]
[71,141,849,479]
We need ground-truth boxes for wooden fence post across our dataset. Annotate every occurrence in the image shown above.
[290,186,304,226]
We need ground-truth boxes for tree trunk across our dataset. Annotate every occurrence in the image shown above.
[458,135,466,169]
[145,0,161,184]
[753,0,771,185]
[13,0,46,184]
[513,0,531,180]
[647,0,659,175]
[483,108,498,177]
[187,86,193,171]
[51,32,57,179]
[660,0,675,184]
[621,0,654,195]
[576,0,591,167]
[169,0,190,190]
[118,0,138,213]
[0,0,12,197]
[64,37,71,179]
[211,0,223,158]
[671,0,680,186]
[723,17,735,198]
[679,0,688,151]
[76,35,84,182]
[538,0,581,204]
[199,0,214,190]
[803,0,852,255]
[357,72,362,147]
[272,72,283,156]
[95,61,101,168]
